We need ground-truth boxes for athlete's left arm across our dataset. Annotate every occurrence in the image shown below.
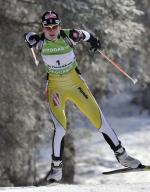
[69,29,102,51]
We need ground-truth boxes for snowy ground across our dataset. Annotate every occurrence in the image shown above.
[0,91,150,192]
[0,183,150,192]
[73,92,150,185]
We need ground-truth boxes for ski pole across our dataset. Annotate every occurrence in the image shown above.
[97,50,138,84]
[30,47,39,66]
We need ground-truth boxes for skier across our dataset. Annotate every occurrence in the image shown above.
[24,11,142,184]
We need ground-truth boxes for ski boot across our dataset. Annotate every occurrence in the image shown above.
[46,159,63,183]
[35,159,62,186]
[115,147,142,168]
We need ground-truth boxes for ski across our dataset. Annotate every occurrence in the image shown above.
[102,165,150,175]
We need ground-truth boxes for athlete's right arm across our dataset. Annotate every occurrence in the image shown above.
[24,32,40,48]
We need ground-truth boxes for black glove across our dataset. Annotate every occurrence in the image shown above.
[87,35,101,52]
[24,32,40,48]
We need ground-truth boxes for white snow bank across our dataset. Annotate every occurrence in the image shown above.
[0,183,150,192]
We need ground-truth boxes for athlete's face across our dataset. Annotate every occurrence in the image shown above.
[43,25,61,41]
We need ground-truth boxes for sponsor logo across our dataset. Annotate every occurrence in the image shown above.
[73,32,78,38]
[47,62,72,69]
[52,92,60,106]
[78,87,88,99]
[45,13,57,19]
[42,46,70,54]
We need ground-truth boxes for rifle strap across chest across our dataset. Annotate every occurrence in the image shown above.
[60,30,74,49]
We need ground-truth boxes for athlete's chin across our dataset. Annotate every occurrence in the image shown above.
[47,35,57,41]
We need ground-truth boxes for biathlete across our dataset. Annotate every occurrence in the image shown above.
[24,10,142,184]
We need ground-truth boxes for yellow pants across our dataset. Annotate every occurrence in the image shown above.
[48,69,101,129]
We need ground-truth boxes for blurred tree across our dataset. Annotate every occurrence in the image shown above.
[43,0,144,94]
[130,0,150,111]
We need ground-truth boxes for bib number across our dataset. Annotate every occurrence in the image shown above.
[56,60,60,66]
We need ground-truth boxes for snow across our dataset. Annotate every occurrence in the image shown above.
[1,91,150,192]
[73,92,150,185]
[0,183,150,192]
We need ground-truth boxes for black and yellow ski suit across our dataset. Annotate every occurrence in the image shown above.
[35,29,121,161]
